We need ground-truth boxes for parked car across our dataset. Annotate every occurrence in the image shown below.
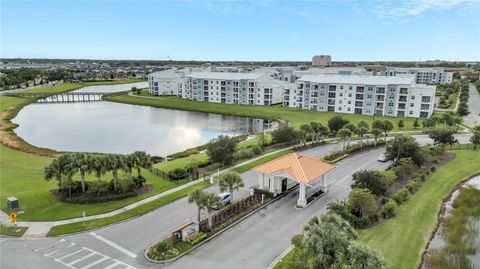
[212,192,231,210]
[377,154,388,162]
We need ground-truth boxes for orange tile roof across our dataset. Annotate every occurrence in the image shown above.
[253,152,334,184]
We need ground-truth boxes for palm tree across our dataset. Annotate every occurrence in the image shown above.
[188,189,206,223]
[355,121,370,149]
[300,124,312,146]
[105,154,125,191]
[217,172,244,201]
[452,114,463,133]
[132,151,152,178]
[124,153,136,179]
[337,128,352,152]
[309,121,320,144]
[370,128,382,147]
[91,155,106,183]
[72,153,92,193]
[59,154,77,197]
[203,192,224,230]
[381,120,393,141]
[44,159,64,187]
[316,124,329,143]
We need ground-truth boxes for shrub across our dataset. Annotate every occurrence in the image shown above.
[59,191,137,204]
[419,172,427,181]
[406,180,421,194]
[251,145,262,155]
[253,188,274,199]
[168,168,188,181]
[116,177,135,194]
[391,188,409,204]
[133,175,146,187]
[430,166,436,173]
[185,232,207,245]
[382,200,397,219]
[156,241,169,253]
[88,180,110,197]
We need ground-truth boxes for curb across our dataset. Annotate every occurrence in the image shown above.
[266,244,294,269]
[144,188,296,264]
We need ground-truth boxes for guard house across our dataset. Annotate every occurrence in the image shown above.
[253,153,334,208]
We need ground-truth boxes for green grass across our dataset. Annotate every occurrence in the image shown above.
[47,180,210,236]
[0,225,27,237]
[358,150,480,269]
[231,149,293,174]
[106,95,418,130]
[272,150,480,269]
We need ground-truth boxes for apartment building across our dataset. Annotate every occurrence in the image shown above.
[312,55,331,67]
[382,67,453,84]
[284,74,435,118]
[148,69,190,96]
[182,72,283,106]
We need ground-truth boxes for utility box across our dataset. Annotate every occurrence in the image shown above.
[6,197,19,211]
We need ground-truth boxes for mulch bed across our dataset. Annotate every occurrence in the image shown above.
[50,184,154,200]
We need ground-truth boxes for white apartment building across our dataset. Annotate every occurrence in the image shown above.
[182,72,283,106]
[148,69,190,96]
[382,67,453,84]
[312,55,331,67]
[284,74,435,118]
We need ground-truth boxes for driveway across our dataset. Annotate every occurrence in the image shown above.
[464,83,480,127]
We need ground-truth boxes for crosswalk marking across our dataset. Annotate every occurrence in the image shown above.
[34,239,138,269]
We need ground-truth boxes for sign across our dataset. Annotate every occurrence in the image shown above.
[171,221,199,243]
[9,212,17,223]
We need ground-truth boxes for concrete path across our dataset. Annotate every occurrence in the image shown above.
[464,83,480,127]
[3,146,293,239]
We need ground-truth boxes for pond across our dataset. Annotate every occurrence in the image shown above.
[12,82,272,156]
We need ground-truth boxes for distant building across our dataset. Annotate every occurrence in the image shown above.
[284,74,435,118]
[381,67,453,84]
[182,72,283,106]
[312,55,331,67]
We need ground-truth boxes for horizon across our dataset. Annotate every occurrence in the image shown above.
[1,0,480,61]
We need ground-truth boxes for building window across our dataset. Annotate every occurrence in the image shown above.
[410,103,414,107]
[422,96,431,103]
[421,104,430,110]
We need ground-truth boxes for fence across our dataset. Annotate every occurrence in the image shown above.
[446,143,476,150]
[148,166,207,184]
[199,193,263,232]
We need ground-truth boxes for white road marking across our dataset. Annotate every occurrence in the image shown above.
[67,252,97,266]
[44,242,76,257]
[79,256,109,269]
[55,248,87,261]
[34,239,66,251]
[89,232,138,258]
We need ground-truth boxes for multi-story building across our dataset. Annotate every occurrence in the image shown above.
[182,72,283,106]
[312,55,331,67]
[284,74,435,118]
[381,67,453,84]
[148,69,190,96]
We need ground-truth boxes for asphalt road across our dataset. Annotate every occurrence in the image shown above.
[0,133,473,269]
[464,83,480,127]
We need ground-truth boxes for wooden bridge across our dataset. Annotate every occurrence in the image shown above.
[0,92,112,103]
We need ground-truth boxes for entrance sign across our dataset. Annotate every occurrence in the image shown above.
[171,221,199,243]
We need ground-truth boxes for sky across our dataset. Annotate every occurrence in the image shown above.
[1,0,479,61]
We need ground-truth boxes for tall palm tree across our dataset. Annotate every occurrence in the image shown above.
[355,121,370,149]
[91,155,106,182]
[105,154,126,191]
[44,159,64,187]
[73,153,92,193]
[316,124,329,144]
[203,192,224,231]
[61,154,78,197]
[381,120,393,141]
[337,128,352,152]
[132,151,152,178]
[124,153,136,179]
[309,121,320,144]
[188,189,206,223]
[370,128,382,147]
[217,172,244,201]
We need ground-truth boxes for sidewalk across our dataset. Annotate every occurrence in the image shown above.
[1,146,292,239]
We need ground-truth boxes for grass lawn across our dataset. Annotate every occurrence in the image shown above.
[358,150,480,269]
[106,94,418,130]
[232,149,293,174]
[273,150,480,269]
[47,180,210,236]
[0,225,28,237]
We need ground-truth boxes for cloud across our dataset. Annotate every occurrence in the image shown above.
[384,0,475,17]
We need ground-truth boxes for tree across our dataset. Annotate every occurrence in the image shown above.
[188,189,206,223]
[386,134,426,166]
[271,124,298,145]
[413,118,420,129]
[217,172,244,201]
[348,242,387,269]
[105,154,126,191]
[370,128,382,147]
[132,151,152,177]
[440,112,455,131]
[348,188,378,219]
[470,126,480,150]
[452,114,463,132]
[397,119,405,129]
[124,154,136,178]
[299,124,312,146]
[91,155,107,183]
[356,121,370,149]
[381,120,393,140]
[203,192,224,230]
[316,123,330,143]
[394,157,415,181]
[351,170,395,196]
[328,116,349,134]
[206,135,238,165]
[309,121,320,144]
[429,129,458,146]
[422,118,437,130]
[372,120,384,132]
[72,153,92,193]
[337,128,352,152]
[44,159,64,187]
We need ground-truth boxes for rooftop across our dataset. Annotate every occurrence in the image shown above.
[297,74,416,85]
[253,152,334,184]
[187,72,267,80]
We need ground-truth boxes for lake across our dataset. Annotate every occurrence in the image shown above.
[12,82,271,156]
